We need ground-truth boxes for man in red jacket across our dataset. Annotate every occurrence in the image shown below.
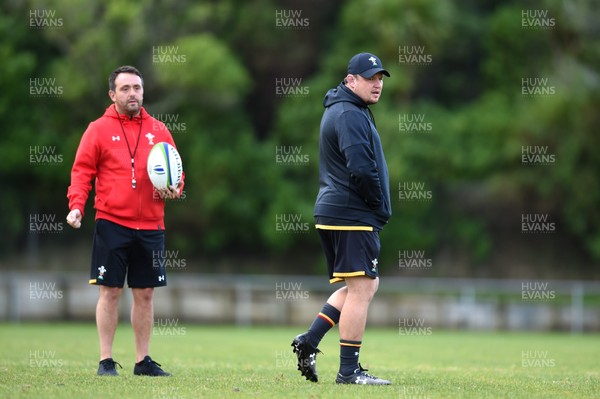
[66,65,183,376]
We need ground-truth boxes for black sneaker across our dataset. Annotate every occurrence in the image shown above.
[291,332,321,382]
[336,364,392,385]
[133,356,171,376]
[97,358,122,376]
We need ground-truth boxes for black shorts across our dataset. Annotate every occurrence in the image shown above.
[89,219,166,288]
[317,229,381,284]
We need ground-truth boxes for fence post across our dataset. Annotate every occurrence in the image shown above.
[571,284,584,334]
[235,282,252,326]
[8,272,20,323]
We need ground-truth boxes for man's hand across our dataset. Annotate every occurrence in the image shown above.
[66,209,82,229]
[158,182,183,200]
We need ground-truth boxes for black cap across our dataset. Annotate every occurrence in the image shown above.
[347,52,390,78]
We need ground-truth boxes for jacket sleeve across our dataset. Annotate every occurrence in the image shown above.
[67,124,99,217]
[337,111,383,209]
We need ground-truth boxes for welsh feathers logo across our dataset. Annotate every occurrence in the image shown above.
[371,258,378,272]
[146,132,155,145]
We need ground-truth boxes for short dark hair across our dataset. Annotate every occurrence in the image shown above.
[108,65,143,91]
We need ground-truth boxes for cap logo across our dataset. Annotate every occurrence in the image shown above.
[368,56,378,66]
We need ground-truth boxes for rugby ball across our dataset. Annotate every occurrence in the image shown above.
[147,142,183,190]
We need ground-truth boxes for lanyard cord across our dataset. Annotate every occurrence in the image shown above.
[115,108,143,188]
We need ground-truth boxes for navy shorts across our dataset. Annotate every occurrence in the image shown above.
[90,219,167,288]
[317,229,381,284]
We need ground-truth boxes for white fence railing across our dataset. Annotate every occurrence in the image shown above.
[3,272,600,332]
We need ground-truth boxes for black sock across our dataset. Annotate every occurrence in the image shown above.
[306,303,341,347]
[339,339,361,376]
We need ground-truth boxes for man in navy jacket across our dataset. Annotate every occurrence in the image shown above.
[292,53,392,385]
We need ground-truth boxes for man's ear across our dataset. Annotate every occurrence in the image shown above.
[108,90,116,102]
[345,74,356,89]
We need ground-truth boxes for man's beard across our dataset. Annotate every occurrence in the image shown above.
[124,100,141,116]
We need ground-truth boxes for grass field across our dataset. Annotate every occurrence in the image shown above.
[0,323,598,399]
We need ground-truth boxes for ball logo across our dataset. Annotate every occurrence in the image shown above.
[152,165,166,175]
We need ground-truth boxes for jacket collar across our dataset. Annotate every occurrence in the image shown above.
[104,104,148,121]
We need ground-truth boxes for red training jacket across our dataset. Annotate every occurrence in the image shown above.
[67,104,184,230]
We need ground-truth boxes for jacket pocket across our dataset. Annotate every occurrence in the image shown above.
[96,179,137,219]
